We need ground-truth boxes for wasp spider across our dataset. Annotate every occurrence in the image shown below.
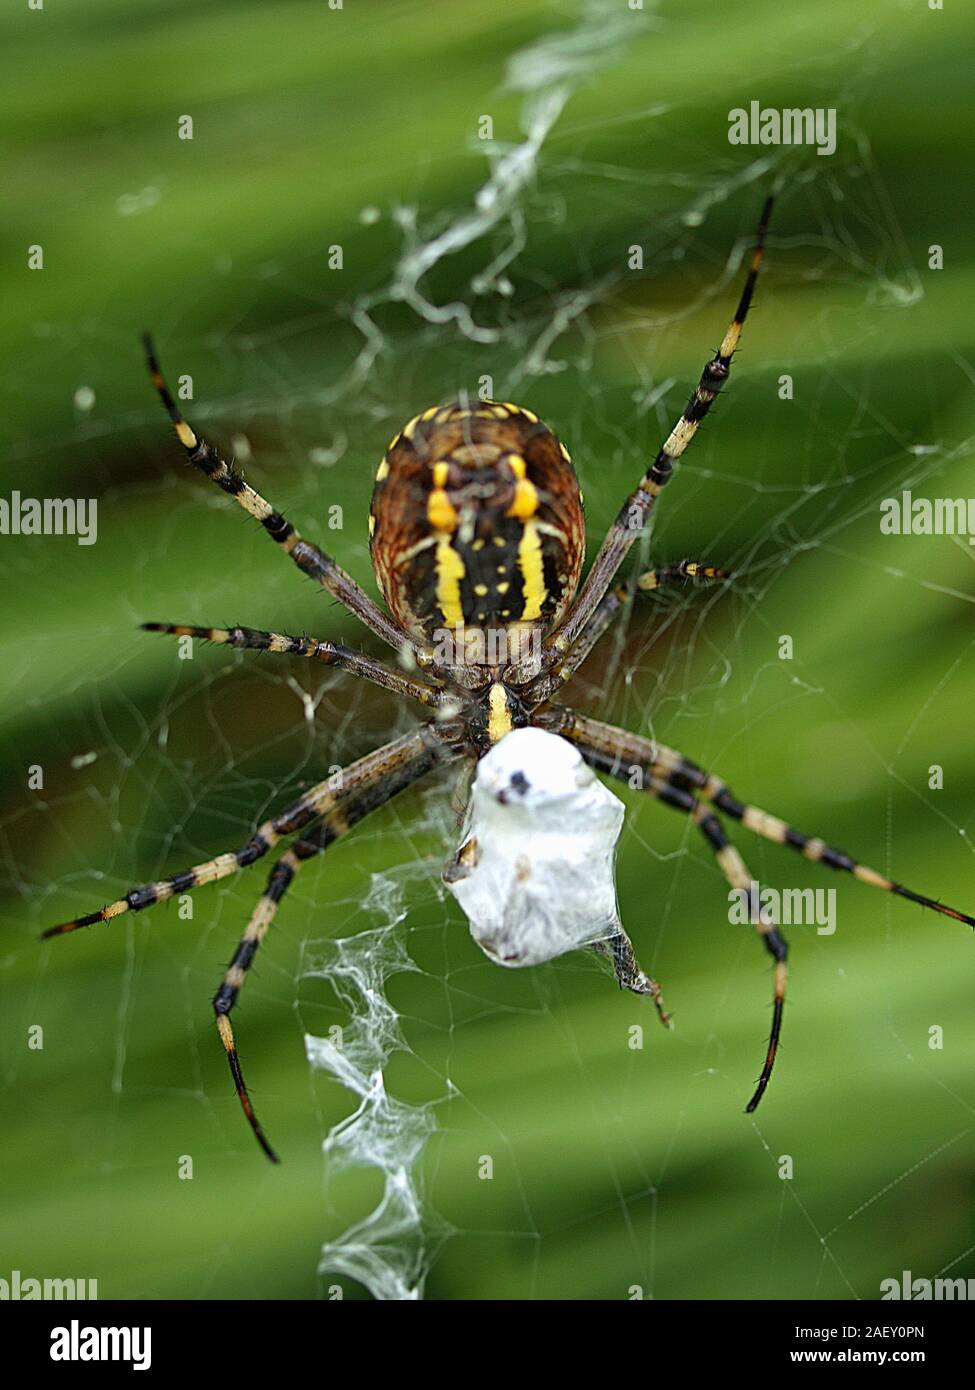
[44,198,974,1161]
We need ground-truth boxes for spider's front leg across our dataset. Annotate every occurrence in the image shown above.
[541,710,793,1107]
[556,710,975,933]
[545,195,773,662]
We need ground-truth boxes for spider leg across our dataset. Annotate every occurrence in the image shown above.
[592,928,672,1028]
[142,335,421,661]
[692,809,788,1111]
[41,727,446,938]
[655,743,975,929]
[215,836,314,1164]
[142,622,443,708]
[548,195,772,659]
[549,708,975,1107]
[637,560,733,591]
[550,712,787,1106]
[551,709,975,928]
[212,750,433,1162]
[527,560,732,703]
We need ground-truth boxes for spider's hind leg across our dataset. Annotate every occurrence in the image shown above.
[212,813,356,1164]
[526,561,734,704]
[692,809,788,1113]
[42,731,438,939]
[545,193,773,658]
[555,709,975,931]
[206,737,448,1162]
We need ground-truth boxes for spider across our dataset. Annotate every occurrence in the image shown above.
[44,196,974,1162]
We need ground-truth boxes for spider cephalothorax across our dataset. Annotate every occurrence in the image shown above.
[369,401,584,684]
[44,197,974,1163]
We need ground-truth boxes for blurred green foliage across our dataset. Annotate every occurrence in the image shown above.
[2,0,974,1300]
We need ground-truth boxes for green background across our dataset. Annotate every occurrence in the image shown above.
[2,0,974,1300]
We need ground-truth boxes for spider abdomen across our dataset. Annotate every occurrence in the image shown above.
[369,402,584,663]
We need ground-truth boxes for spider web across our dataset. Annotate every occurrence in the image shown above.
[4,0,975,1303]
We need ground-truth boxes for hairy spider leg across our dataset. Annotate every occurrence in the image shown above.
[549,196,773,657]
[637,560,733,590]
[528,560,733,702]
[142,622,443,708]
[42,729,442,938]
[550,709,975,1109]
[557,713,975,932]
[212,744,441,1161]
[142,334,416,659]
[691,806,787,1111]
[585,751,787,1107]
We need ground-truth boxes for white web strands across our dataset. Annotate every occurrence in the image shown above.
[344,0,653,390]
[447,728,626,968]
[302,872,452,1302]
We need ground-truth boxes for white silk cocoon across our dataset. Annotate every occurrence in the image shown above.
[445,727,625,967]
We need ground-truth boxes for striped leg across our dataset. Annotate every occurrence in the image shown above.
[636,559,732,591]
[527,560,732,704]
[553,711,975,931]
[142,335,415,660]
[549,196,772,658]
[143,622,442,709]
[653,747,975,930]
[550,708,975,1109]
[42,728,444,939]
[213,747,435,1162]
[216,839,311,1163]
[551,714,787,1106]
[691,806,787,1111]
